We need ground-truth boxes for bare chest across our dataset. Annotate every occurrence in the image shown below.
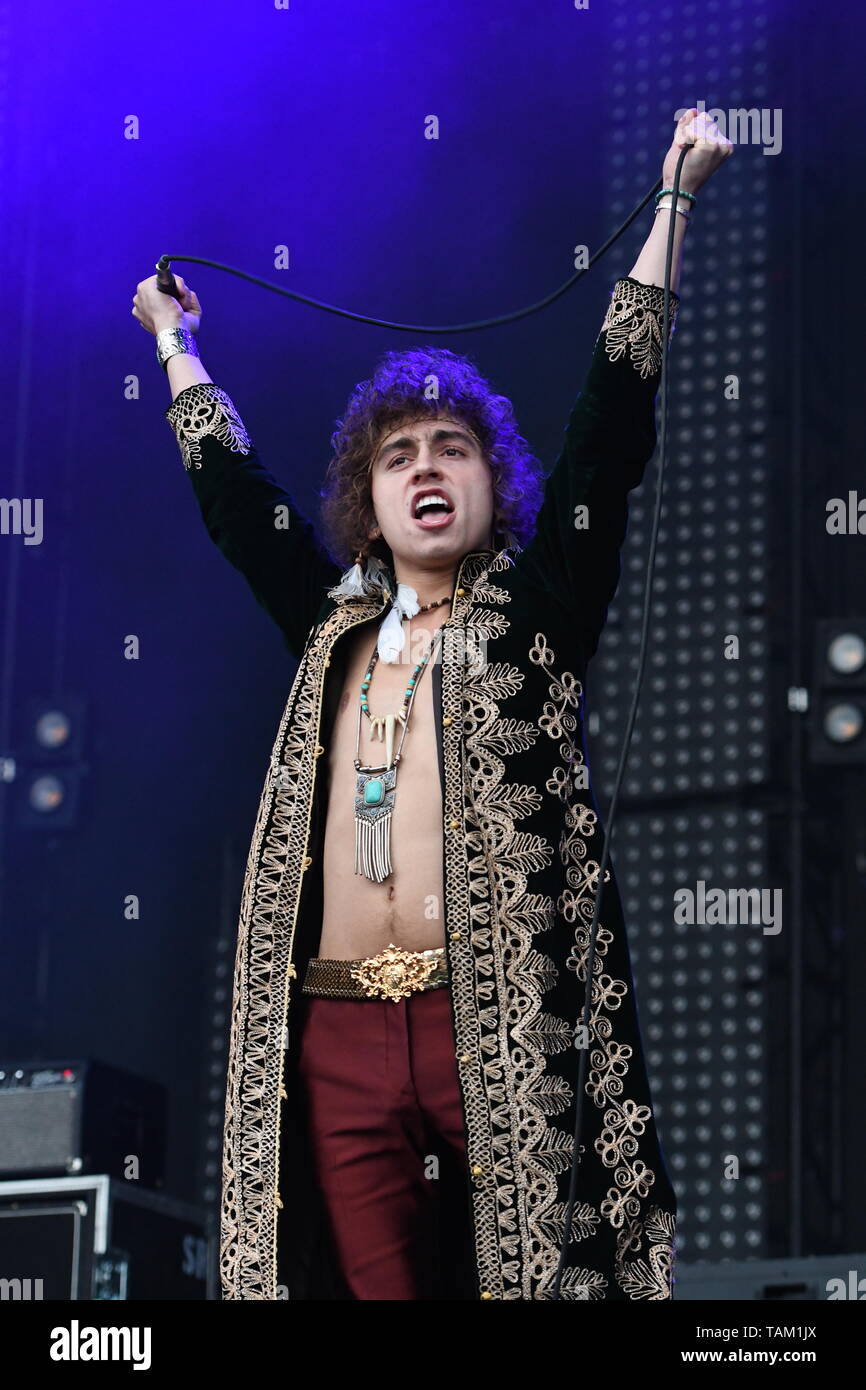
[318,619,447,956]
[326,623,441,780]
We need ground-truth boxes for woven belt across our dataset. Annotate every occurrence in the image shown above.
[302,943,449,1003]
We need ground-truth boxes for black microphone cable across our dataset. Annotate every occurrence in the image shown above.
[550,141,688,1301]
[155,177,661,333]
[156,146,688,1299]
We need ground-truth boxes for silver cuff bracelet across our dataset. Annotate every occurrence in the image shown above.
[156,326,200,371]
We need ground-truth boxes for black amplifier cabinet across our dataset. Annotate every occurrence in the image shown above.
[675,1254,866,1300]
[0,1059,165,1189]
[0,1175,215,1300]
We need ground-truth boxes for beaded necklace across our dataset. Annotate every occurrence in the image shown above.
[353,595,451,882]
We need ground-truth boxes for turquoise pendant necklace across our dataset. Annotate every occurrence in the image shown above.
[353,595,451,882]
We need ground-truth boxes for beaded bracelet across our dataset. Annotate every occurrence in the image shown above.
[655,187,697,205]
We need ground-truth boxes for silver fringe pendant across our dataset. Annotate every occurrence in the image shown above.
[354,765,398,882]
[352,625,446,883]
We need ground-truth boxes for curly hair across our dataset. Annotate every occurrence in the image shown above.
[319,345,546,570]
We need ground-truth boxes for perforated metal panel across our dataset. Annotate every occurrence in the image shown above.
[587,0,775,1265]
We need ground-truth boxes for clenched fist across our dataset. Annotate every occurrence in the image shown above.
[663,107,734,195]
[132,273,202,337]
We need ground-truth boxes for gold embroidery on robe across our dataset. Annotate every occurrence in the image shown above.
[529,629,674,1299]
[601,278,679,380]
[165,384,253,470]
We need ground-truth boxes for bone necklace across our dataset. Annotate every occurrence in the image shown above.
[352,595,451,882]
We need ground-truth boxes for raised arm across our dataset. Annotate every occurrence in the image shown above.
[164,380,340,657]
[133,274,340,659]
[514,108,733,661]
[514,275,678,660]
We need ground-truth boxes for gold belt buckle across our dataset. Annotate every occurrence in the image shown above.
[351,943,440,1002]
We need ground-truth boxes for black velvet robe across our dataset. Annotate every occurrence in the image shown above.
[165,275,679,1300]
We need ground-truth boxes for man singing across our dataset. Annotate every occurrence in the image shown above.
[132,107,732,1300]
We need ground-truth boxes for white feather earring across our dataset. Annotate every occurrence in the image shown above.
[328,551,392,599]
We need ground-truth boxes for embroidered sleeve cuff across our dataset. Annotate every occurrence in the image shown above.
[599,277,680,380]
[164,382,252,471]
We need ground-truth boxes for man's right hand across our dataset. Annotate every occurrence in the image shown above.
[132,272,202,337]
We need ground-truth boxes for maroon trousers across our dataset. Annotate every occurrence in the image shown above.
[296,984,477,1300]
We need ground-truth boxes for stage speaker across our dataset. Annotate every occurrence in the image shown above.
[0,1175,214,1299]
[675,1254,866,1300]
[0,1059,165,1189]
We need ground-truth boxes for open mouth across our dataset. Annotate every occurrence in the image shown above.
[412,492,456,529]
